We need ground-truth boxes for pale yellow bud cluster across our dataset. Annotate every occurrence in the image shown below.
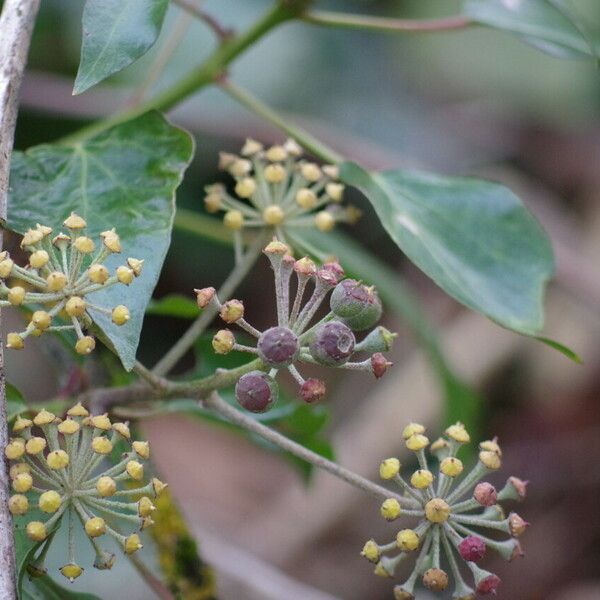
[206,139,360,242]
[5,403,167,582]
[0,214,142,355]
[365,421,528,598]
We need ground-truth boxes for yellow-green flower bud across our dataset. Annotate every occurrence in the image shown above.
[314,211,335,232]
[9,463,30,479]
[25,436,47,455]
[220,299,244,324]
[396,529,420,551]
[138,496,156,517]
[406,433,429,451]
[75,336,96,355]
[0,257,14,278]
[39,490,62,513]
[380,498,401,521]
[46,450,69,470]
[127,257,144,277]
[74,236,95,253]
[5,439,25,460]
[479,450,501,470]
[46,271,67,292]
[22,228,44,247]
[88,264,109,284]
[60,563,83,582]
[446,422,470,444]
[29,250,49,269]
[90,413,111,430]
[67,402,89,417]
[224,209,244,230]
[361,539,380,563]
[264,164,286,183]
[204,193,223,213]
[379,458,400,480]
[402,423,425,439]
[235,177,256,198]
[195,286,216,309]
[101,229,121,253]
[301,163,321,182]
[410,469,434,489]
[126,460,144,481]
[132,441,150,459]
[265,145,287,162]
[65,296,86,317]
[212,329,235,354]
[262,205,285,225]
[52,232,70,249]
[241,138,263,156]
[124,533,143,554]
[229,158,252,178]
[31,310,52,330]
[322,164,339,178]
[85,517,106,538]
[111,304,130,325]
[6,333,24,350]
[58,419,80,435]
[374,561,392,578]
[64,212,87,229]
[325,182,344,202]
[152,477,168,497]
[141,517,154,530]
[8,494,29,515]
[96,476,117,497]
[12,416,32,433]
[92,436,113,455]
[34,409,55,426]
[295,188,317,209]
[440,456,464,477]
[12,472,33,493]
[8,286,26,305]
[480,438,502,456]
[425,498,450,523]
[26,521,47,542]
[116,266,134,285]
[113,422,131,439]
[264,239,290,255]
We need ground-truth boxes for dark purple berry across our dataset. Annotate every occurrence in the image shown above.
[257,326,300,367]
[309,321,355,366]
[458,535,486,562]
[235,371,278,413]
[300,378,326,403]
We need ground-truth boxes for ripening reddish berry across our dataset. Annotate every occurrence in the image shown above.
[257,326,300,367]
[309,321,355,366]
[235,371,278,413]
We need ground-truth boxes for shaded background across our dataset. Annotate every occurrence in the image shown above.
[4,0,600,598]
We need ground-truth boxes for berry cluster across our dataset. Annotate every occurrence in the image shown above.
[197,240,395,412]
[204,138,361,242]
[5,404,167,581]
[362,423,528,599]
[0,213,142,355]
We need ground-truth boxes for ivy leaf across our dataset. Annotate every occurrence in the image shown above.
[340,162,554,336]
[463,0,597,59]
[8,111,194,371]
[6,382,27,422]
[146,294,200,319]
[22,577,102,600]
[74,0,169,94]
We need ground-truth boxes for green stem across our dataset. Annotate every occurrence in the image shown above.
[219,78,343,164]
[303,11,472,33]
[61,1,305,144]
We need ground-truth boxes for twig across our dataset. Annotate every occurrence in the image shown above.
[303,10,472,34]
[0,2,41,597]
[152,231,269,376]
[127,553,175,600]
[204,392,420,509]
[219,78,343,164]
[173,0,233,40]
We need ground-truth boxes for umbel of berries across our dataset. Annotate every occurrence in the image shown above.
[361,423,528,599]
[0,213,143,355]
[5,404,167,581]
[203,138,362,251]
[199,239,395,412]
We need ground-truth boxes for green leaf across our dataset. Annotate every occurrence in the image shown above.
[6,382,27,421]
[74,0,169,94]
[22,577,102,600]
[537,336,582,363]
[340,162,554,336]
[146,294,200,319]
[8,111,194,371]
[463,0,597,59]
